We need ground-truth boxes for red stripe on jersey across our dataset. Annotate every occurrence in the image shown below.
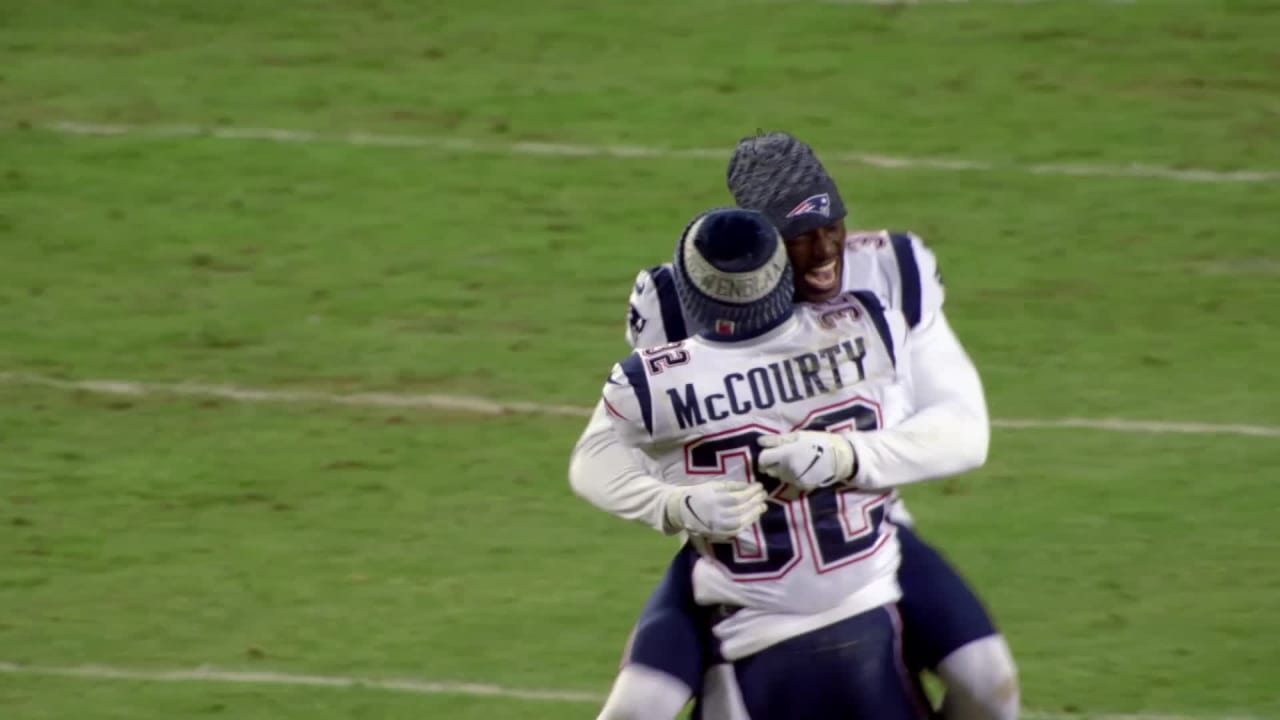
[603,397,629,421]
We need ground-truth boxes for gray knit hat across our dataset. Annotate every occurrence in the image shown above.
[726,131,848,239]
[673,208,795,340]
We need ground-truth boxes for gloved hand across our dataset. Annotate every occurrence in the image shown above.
[664,481,767,540]
[757,431,857,491]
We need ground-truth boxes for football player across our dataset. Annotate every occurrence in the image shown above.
[571,132,1018,720]
[601,207,930,718]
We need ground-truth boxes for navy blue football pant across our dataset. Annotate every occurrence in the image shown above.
[721,606,929,719]
[623,525,999,698]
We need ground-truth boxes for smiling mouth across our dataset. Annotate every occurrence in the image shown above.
[804,261,839,290]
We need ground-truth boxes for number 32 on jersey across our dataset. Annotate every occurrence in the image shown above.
[685,397,895,582]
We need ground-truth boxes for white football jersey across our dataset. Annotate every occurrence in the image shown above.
[624,229,944,529]
[625,230,944,349]
[603,293,911,660]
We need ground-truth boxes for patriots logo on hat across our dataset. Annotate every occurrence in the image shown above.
[785,193,831,219]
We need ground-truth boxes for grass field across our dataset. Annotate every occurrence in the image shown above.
[2,0,1279,718]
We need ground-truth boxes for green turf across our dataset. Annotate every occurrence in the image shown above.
[5,0,1279,168]
[2,0,1279,717]
[2,385,1277,716]
[3,132,1277,426]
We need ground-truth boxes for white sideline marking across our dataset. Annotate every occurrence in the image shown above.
[35,121,1280,184]
[3,372,1278,438]
[0,662,1267,720]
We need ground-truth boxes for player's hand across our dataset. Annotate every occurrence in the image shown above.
[757,431,857,491]
[665,481,767,540]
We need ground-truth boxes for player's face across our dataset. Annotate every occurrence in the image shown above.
[785,219,846,301]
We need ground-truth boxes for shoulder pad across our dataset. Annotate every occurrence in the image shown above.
[602,353,654,439]
[886,232,946,329]
[624,264,689,349]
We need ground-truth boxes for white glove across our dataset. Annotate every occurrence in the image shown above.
[757,431,857,491]
[664,481,767,540]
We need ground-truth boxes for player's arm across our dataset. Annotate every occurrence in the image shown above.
[757,313,988,490]
[842,232,988,487]
[839,310,989,489]
[569,358,765,538]
[759,235,989,490]
[570,270,685,534]
[569,396,675,534]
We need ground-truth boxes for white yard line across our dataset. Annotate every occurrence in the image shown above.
[776,0,1137,5]
[2,372,1277,438]
[0,662,1266,720]
[0,372,592,418]
[987,416,1280,438]
[0,662,602,704]
[36,121,1280,184]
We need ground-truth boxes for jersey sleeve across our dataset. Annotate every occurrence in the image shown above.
[625,264,690,349]
[573,354,677,534]
[568,398,677,535]
[885,232,946,330]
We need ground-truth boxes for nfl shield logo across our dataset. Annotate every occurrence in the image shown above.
[785,193,832,219]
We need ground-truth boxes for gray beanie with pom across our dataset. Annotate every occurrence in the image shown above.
[672,208,795,340]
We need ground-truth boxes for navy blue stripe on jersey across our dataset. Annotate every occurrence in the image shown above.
[851,290,896,368]
[649,265,689,342]
[619,351,655,435]
[889,233,922,329]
